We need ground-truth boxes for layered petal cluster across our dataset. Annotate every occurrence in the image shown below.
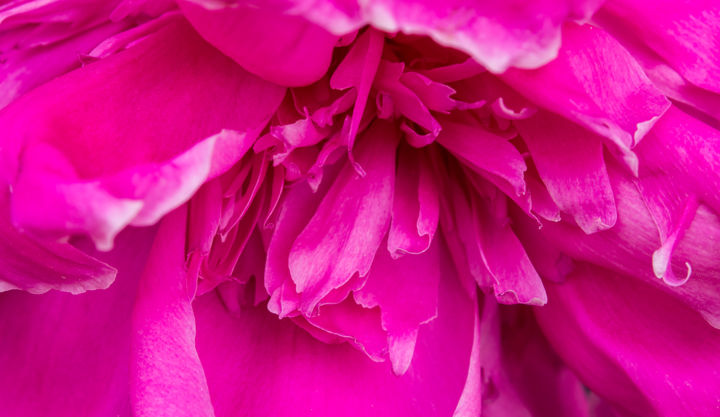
[1,1,720,417]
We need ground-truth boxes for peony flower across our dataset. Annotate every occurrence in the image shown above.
[0,0,719,416]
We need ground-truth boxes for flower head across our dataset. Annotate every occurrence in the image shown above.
[1,0,719,416]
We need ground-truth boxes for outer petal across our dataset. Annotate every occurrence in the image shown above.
[280,0,604,72]
[130,206,214,417]
[0,226,155,417]
[600,0,720,94]
[502,23,670,174]
[0,191,115,293]
[179,0,338,86]
[536,263,720,417]
[193,263,477,417]
[0,16,285,249]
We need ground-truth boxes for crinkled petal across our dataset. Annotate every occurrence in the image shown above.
[502,23,670,174]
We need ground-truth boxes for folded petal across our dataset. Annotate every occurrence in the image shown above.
[387,144,439,257]
[0,226,155,417]
[502,23,670,174]
[516,110,616,233]
[179,0,338,86]
[535,262,720,417]
[1,16,285,249]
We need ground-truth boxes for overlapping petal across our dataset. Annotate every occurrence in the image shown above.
[0,16,284,249]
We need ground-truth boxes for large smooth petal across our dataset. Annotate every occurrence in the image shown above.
[0,16,285,249]
[179,0,338,86]
[130,207,214,417]
[0,226,155,417]
[193,264,477,417]
[502,23,670,174]
[535,263,720,417]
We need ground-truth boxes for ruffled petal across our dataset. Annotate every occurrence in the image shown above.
[287,120,398,314]
[179,0,338,86]
[1,16,285,249]
[502,23,670,174]
[516,110,616,234]
[536,262,720,417]
[0,226,155,417]
[281,0,604,72]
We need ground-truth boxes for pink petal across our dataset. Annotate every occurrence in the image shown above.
[1,17,285,249]
[192,260,478,417]
[179,0,338,86]
[536,262,720,417]
[0,226,156,417]
[502,23,671,174]
[514,167,720,330]
[516,110,617,234]
[437,119,527,198]
[354,235,444,374]
[387,144,439,257]
[285,0,604,72]
[0,191,115,294]
[288,120,398,314]
[600,0,720,94]
[130,207,214,417]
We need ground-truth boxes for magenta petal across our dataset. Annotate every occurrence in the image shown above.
[130,207,213,417]
[536,263,720,417]
[1,17,285,249]
[354,236,443,374]
[601,0,720,94]
[437,119,527,198]
[0,226,155,417]
[516,111,617,234]
[288,120,398,314]
[502,23,670,174]
[388,145,439,257]
[179,0,338,86]
[193,264,477,416]
[0,192,115,293]
[286,0,604,72]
